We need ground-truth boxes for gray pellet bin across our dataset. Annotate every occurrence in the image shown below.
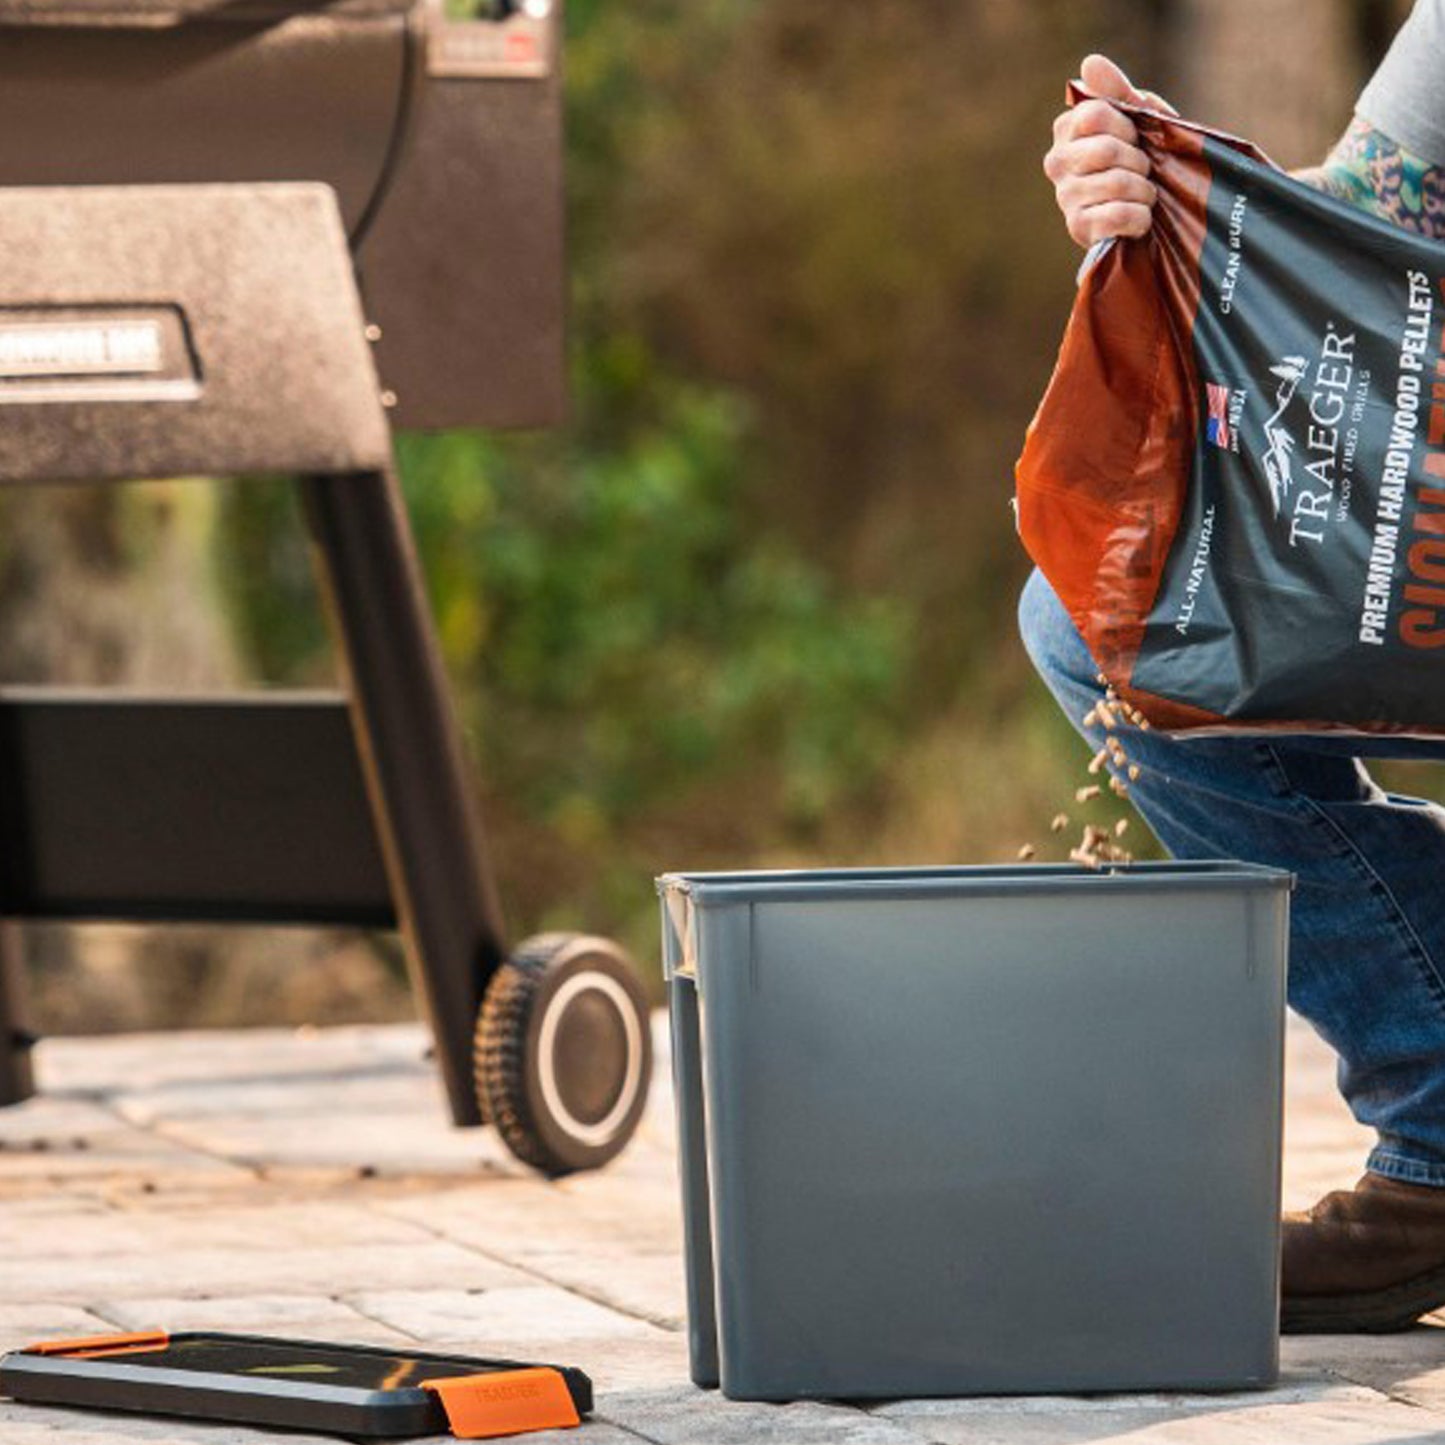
[659,862,1292,1401]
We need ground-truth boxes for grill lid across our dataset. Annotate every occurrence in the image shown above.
[0,0,411,26]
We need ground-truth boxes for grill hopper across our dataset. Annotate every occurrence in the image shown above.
[0,0,566,430]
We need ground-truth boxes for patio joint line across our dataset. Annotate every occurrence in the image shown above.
[89,1091,268,1184]
[588,1408,672,1445]
[1342,1374,1445,1418]
[332,1291,427,1345]
[371,1206,684,1335]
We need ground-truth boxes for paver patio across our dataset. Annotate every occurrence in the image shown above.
[0,1012,1439,1444]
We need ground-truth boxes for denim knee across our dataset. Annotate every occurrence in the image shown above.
[1017,568,1099,704]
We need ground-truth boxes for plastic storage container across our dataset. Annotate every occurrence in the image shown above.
[659,862,1292,1402]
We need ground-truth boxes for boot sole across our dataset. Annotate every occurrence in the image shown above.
[1282,1258,1445,1334]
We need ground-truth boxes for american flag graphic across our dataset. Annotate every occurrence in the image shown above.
[1205,382,1233,449]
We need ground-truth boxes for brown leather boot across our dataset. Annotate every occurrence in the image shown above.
[1282,1173,1445,1333]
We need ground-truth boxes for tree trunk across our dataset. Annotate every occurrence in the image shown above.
[1164,0,1360,168]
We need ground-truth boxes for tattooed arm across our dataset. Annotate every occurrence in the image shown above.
[1294,116,1445,240]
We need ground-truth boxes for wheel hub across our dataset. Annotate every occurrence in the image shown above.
[536,970,645,1149]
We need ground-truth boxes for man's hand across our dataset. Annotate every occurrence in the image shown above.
[1044,54,1175,249]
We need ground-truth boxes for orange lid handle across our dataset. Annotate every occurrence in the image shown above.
[28,1331,170,1360]
[423,1367,580,1440]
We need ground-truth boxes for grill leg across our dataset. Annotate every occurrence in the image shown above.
[0,922,35,1107]
[301,468,507,1128]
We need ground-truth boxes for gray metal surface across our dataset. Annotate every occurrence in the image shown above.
[360,49,568,429]
[0,690,392,926]
[0,184,391,484]
[667,976,719,1389]
[0,0,409,20]
[0,16,409,235]
[660,862,1291,1400]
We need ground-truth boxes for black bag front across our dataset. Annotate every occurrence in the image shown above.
[1017,94,1445,735]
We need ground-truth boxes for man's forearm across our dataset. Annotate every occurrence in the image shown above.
[1294,115,1445,240]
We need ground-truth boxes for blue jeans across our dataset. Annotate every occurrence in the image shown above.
[1019,567,1445,1186]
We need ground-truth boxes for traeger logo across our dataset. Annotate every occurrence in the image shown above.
[0,319,162,378]
[1261,355,1305,517]
[1256,324,1356,547]
[0,307,200,404]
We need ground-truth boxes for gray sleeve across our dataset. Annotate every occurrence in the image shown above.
[1357,0,1445,165]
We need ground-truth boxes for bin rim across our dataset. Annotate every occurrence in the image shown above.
[656,859,1294,907]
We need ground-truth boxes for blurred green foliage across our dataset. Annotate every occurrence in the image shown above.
[394,362,908,833]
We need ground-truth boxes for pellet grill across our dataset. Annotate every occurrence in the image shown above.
[0,0,654,1176]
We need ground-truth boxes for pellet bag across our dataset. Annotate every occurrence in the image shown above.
[1016,89,1445,733]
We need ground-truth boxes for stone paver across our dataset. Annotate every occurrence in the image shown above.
[873,1396,1445,1444]
[0,1201,429,1258]
[496,1249,686,1329]
[347,1286,663,1344]
[602,1387,924,1444]
[0,1304,119,1352]
[0,1236,529,1306]
[1281,1330,1445,1415]
[0,1402,350,1444]
[0,1014,1435,1444]
[99,1294,418,1347]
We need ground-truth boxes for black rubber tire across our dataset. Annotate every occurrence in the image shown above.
[475,933,652,1177]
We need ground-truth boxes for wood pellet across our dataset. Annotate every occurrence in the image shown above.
[1019,678,1152,869]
